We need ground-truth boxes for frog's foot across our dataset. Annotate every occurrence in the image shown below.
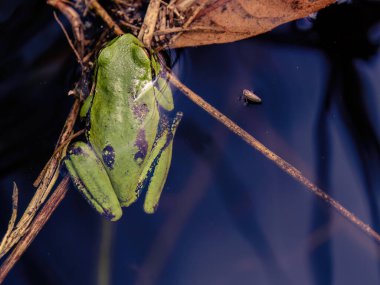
[136,112,182,213]
[64,141,123,221]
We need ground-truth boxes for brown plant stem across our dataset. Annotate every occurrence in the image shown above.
[162,0,207,50]
[34,99,80,187]
[47,0,85,56]
[88,0,123,35]
[0,99,80,260]
[154,26,223,35]
[166,71,380,244]
[0,184,19,255]
[138,0,161,47]
[53,11,83,68]
[0,176,70,284]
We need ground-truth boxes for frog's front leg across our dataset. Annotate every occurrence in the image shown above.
[136,112,183,213]
[64,142,123,221]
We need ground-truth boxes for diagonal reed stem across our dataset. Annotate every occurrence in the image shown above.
[167,71,380,244]
[0,176,70,284]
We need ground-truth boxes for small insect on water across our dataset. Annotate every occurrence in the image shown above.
[242,89,262,105]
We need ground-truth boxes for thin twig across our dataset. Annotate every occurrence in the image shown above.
[157,6,167,42]
[167,71,380,244]
[174,0,198,11]
[0,176,70,284]
[0,184,18,254]
[154,26,224,35]
[167,0,183,19]
[81,30,109,64]
[53,11,84,68]
[33,128,84,187]
[118,20,140,32]
[47,0,85,56]
[33,100,81,187]
[87,0,123,35]
[0,100,80,259]
[166,1,207,46]
[138,0,161,47]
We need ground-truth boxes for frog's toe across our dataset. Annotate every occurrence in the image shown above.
[102,207,122,221]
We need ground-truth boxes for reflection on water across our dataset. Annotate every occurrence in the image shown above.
[1,1,380,285]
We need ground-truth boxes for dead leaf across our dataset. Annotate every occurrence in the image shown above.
[167,0,336,48]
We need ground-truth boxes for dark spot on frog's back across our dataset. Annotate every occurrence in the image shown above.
[134,129,148,164]
[133,103,149,123]
[102,145,115,169]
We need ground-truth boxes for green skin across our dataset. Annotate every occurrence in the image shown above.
[64,34,182,221]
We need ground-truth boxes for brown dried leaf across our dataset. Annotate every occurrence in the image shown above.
[167,0,336,48]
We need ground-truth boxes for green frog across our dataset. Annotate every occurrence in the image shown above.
[64,34,182,221]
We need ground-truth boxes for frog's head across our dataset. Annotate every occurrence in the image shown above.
[97,34,152,70]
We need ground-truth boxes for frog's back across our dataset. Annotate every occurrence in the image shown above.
[88,34,160,205]
[95,34,152,104]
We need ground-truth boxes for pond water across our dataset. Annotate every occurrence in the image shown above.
[1,1,380,285]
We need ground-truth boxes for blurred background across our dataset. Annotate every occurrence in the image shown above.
[1,0,380,284]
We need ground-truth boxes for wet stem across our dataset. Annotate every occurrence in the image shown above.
[0,0,379,283]
[166,72,380,244]
[0,99,80,283]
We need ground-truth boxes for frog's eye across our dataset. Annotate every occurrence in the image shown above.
[98,48,113,66]
[131,47,150,67]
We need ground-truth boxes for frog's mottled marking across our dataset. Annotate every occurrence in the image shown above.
[155,111,170,140]
[134,129,149,164]
[137,150,162,196]
[132,103,149,123]
[102,145,115,169]
[143,113,182,213]
[135,112,182,212]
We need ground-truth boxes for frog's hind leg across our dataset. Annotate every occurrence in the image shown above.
[136,112,182,213]
[64,142,123,221]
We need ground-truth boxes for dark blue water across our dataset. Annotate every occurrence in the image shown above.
[1,1,380,284]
